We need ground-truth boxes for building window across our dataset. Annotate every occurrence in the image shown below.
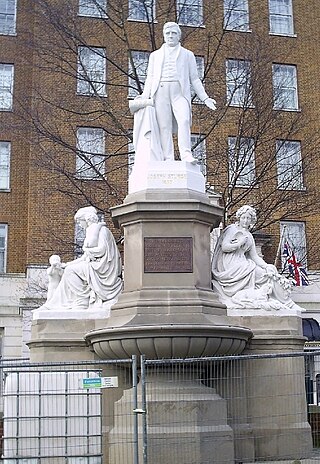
[276,140,304,190]
[128,141,135,175]
[0,63,13,110]
[226,59,252,107]
[77,47,106,96]
[191,134,206,176]
[74,221,86,257]
[224,0,249,32]
[191,56,205,103]
[228,136,255,187]
[177,0,203,26]
[280,221,307,268]
[128,50,149,98]
[0,224,7,273]
[76,127,105,179]
[78,0,107,18]
[269,0,294,35]
[0,0,16,35]
[0,141,10,189]
[128,0,155,21]
[272,64,298,110]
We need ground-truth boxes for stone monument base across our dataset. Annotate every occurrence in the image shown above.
[224,312,312,462]
[28,318,103,362]
[129,161,205,194]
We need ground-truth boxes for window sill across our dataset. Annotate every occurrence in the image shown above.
[177,22,206,29]
[224,28,252,33]
[75,176,105,181]
[227,103,255,109]
[0,189,10,193]
[269,32,297,38]
[78,13,108,19]
[0,31,17,36]
[273,106,301,112]
[76,92,107,98]
[228,184,258,189]
[277,186,306,191]
[127,18,158,23]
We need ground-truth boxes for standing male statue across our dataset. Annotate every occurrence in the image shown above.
[131,22,216,165]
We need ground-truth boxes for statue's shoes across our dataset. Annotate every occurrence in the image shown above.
[183,155,198,164]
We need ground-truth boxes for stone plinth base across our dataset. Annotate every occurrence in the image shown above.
[223,313,313,462]
[86,189,252,359]
[28,318,102,362]
[109,370,235,464]
[129,161,205,194]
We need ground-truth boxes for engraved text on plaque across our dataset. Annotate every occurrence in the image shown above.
[144,237,193,273]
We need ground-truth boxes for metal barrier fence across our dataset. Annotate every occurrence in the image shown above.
[1,352,320,463]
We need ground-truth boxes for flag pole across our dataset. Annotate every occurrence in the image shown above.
[274,225,287,267]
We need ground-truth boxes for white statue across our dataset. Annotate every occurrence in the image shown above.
[41,206,122,312]
[211,205,297,311]
[130,21,216,165]
[46,254,64,301]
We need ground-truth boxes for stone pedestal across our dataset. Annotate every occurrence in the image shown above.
[109,369,235,464]
[84,179,252,464]
[28,317,101,362]
[87,188,252,358]
[225,313,313,462]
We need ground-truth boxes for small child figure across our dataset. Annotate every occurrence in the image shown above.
[47,254,64,301]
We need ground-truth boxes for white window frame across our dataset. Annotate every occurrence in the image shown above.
[77,47,106,96]
[276,140,304,190]
[78,0,107,18]
[128,0,155,22]
[0,224,8,273]
[269,0,294,36]
[228,136,256,187]
[74,221,86,258]
[272,63,298,110]
[0,141,10,190]
[191,134,206,176]
[0,0,16,35]
[0,63,14,110]
[191,56,205,103]
[224,0,250,32]
[128,50,150,98]
[176,0,203,27]
[128,141,135,175]
[280,221,307,268]
[76,127,105,179]
[226,59,252,107]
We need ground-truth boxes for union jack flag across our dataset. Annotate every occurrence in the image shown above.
[283,240,309,286]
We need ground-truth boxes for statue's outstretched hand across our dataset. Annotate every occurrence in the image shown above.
[204,97,217,111]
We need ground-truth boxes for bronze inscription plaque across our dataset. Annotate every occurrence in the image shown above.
[144,237,193,273]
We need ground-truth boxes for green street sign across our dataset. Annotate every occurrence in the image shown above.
[81,376,118,389]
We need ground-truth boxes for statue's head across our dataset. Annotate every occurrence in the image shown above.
[49,254,61,265]
[74,206,98,225]
[235,205,257,229]
[163,22,181,46]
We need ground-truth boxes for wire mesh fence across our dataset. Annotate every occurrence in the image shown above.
[1,352,320,463]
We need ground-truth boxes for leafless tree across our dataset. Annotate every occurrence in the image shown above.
[11,0,320,263]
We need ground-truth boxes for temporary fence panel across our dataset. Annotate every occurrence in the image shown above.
[2,353,320,463]
[1,359,136,464]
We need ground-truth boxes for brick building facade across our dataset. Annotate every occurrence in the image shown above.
[1,0,320,357]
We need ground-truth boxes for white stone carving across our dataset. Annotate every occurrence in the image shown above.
[129,160,205,194]
[130,22,216,166]
[34,206,122,316]
[212,205,300,311]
